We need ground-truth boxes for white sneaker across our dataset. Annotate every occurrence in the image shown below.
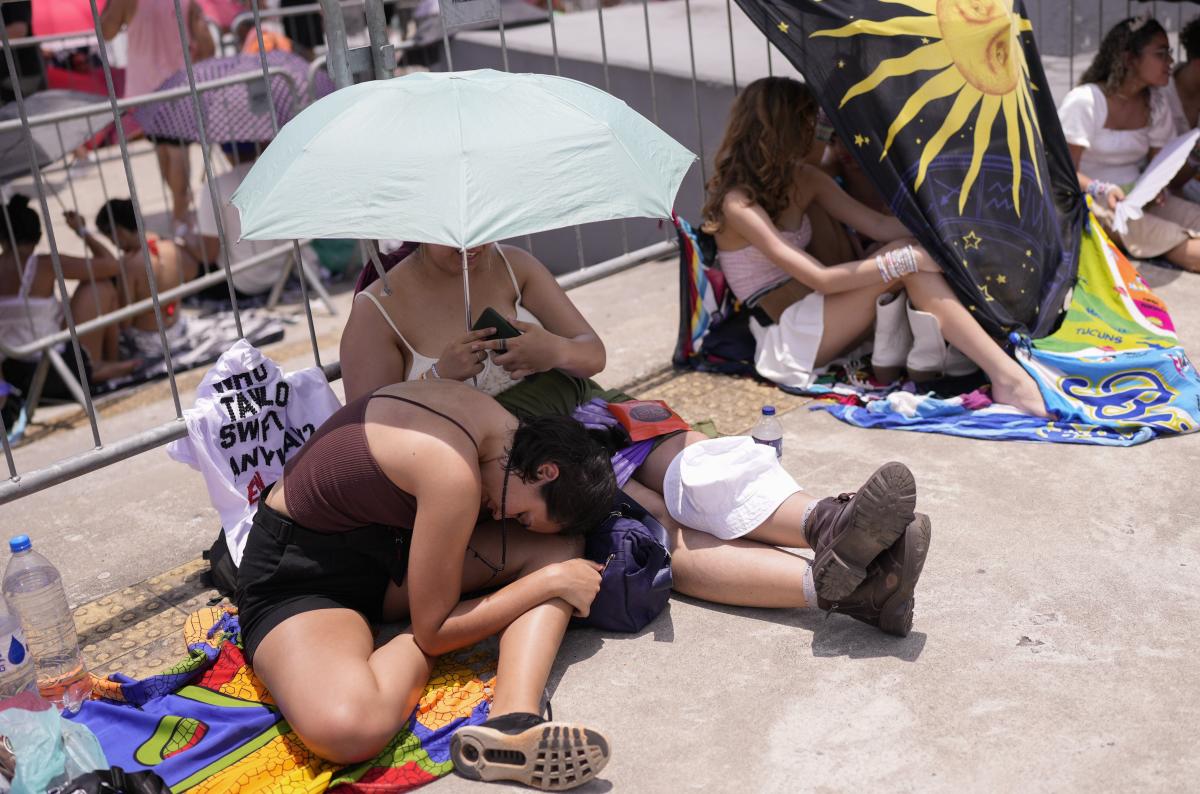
[872,290,912,383]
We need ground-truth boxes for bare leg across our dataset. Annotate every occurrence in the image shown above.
[383,523,584,718]
[155,143,191,231]
[814,280,898,367]
[623,480,812,608]
[252,610,432,764]
[901,269,1048,417]
[1164,238,1200,273]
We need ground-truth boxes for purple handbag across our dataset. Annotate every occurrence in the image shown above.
[574,489,673,633]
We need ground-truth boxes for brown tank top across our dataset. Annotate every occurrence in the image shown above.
[281,393,479,533]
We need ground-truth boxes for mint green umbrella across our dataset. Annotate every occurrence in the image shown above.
[232,69,694,327]
[232,68,695,247]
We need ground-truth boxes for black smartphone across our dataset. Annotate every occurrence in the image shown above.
[471,306,522,340]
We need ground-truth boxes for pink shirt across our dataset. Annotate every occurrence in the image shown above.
[718,216,812,305]
[123,0,191,99]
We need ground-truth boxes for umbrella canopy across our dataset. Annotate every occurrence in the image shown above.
[0,90,103,181]
[133,51,334,144]
[231,69,697,247]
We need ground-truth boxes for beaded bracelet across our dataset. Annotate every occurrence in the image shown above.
[429,362,442,380]
[875,245,919,283]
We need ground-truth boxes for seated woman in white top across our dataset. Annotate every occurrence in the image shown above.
[1059,16,1200,272]
[0,194,138,398]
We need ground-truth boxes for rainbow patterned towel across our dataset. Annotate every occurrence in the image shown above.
[72,608,497,792]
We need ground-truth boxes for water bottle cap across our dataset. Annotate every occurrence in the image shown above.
[762,405,776,416]
[8,535,31,553]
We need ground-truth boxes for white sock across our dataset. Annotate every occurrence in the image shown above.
[801,564,819,607]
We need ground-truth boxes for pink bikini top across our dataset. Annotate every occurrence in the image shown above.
[718,217,812,306]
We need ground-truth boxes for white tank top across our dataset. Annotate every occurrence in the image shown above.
[356,245,541,397]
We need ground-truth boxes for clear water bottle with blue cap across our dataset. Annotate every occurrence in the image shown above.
[3,535,90,712]
[0,592,35,699]
[751,405,784,459]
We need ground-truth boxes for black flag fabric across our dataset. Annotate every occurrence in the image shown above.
[732,0,1086,338]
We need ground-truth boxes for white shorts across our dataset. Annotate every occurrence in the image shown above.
[750,291,826,389]
[662,436,802,540]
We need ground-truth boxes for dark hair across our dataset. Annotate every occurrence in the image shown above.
[95,198,137,235]
[2,194,41,247]
[1183,16,1200,63]
[702,77,818,232]
[1080,17,1168,93]
[506,414,616,535]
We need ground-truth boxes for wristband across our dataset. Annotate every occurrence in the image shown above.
[429,361,442,380]
[876,245,919,283]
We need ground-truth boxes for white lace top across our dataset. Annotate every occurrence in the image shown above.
[356,245,541,397]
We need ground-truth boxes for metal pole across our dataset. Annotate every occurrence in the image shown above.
[171,0,248,341]
[682,0,707,187]
[1068,0,1075,86]
[319,0,356,86]
[0,21,103,446]
[89,0,186,418]
[461,247,472,332]
[252,0,325,368]
[362,0,394,80]
[52,123,103,322]
[545,2,561,77]
[640,0,659,125]
[439,5,455,70]
[725,0,738,92]
[81,114,134,308]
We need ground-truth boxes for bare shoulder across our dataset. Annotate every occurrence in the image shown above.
[496,243,551,281]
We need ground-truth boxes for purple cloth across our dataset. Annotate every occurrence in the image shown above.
[571,399,655,487]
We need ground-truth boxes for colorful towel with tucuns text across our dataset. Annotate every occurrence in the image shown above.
[822,214,1200,444]
[71,608,497,792]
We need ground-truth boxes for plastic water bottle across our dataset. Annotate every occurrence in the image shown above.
[751,405,784,459]
[0,594,35,699]
[3,536,90,713]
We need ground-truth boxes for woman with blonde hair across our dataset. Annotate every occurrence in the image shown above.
[703,76,1047,416]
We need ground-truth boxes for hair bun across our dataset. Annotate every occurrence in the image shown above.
[8,194,29,211]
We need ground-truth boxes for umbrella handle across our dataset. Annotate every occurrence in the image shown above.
[462,247,477,389]
[367,240,391,296]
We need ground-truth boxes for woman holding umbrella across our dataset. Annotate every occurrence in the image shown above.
[238,379,615,788]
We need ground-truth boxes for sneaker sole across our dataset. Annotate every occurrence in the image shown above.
[813,461,917,601]
[451,721,610,791]
[878,513,932,637]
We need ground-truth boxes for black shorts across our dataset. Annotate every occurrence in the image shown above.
[234,493,412,664]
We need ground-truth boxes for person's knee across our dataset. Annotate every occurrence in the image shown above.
[298,700,397,765]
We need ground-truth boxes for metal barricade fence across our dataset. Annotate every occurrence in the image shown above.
[0,0,1191,504]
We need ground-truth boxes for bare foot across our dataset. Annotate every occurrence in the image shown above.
[991,373,1050,418]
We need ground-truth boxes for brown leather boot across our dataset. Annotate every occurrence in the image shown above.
[818,512,932,637]
[803,461,916,601]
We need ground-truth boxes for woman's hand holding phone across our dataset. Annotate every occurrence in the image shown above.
[483,318,563,380]
[434,328,496,381]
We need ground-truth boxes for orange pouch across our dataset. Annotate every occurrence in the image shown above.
[606,400,690,442]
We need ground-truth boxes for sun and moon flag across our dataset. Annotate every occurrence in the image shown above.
[732,0,1086,338]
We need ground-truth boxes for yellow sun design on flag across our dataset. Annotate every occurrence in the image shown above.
[812,0,1041,215]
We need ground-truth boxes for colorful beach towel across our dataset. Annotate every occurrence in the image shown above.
[673,210,1199,445]
[821,216,1199,444]
[73,608,497,792]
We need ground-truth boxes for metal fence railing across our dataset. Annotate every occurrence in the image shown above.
[3,0,1198,503]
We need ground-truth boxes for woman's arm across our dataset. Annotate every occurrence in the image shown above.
[488,246,605,380]
[339,293,411,402]
[402,447,573,657]
[723,191,912,295]
[1067,144,1125,210]
[805,166,908,241]
[187,0,216,61]
[99,0,135,41]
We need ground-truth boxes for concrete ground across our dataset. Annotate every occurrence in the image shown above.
[3,246,1199,791]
